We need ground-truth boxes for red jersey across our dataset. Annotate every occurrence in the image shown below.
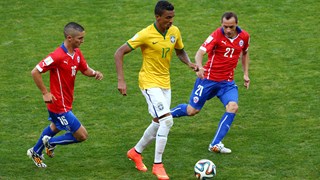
[36,43,89,113]
[200,27,250,82]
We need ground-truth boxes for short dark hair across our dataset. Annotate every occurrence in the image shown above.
[64,22,85,38]
[221,12,238,23]
[154,0,174,16]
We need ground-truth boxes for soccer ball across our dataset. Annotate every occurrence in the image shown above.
[194,159,216,179]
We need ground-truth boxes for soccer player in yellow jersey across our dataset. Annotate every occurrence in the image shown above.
[115,1,197,179]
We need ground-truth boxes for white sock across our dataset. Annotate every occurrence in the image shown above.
[135,121,159,153]
[154,115,173,163]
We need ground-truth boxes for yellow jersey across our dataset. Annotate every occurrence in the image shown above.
[127,23,184,89]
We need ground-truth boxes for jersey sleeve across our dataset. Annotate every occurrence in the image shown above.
[36,53,58,73]
[200,31,218,53]
[174,27,184,50]
[243,33,250,52]
[126,29,146,50]
[76,49,89,72]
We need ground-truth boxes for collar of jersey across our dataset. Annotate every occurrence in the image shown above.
[60,43,68,53]
[220,26,242,35]
[153,22,167,38]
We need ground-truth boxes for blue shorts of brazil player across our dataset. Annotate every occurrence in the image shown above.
[48,110,81,133]
[189,78,238,110]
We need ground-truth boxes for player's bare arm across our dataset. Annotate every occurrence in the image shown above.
[83,67,103,80]
[175,48,198,71]
[241,51,250,89]
[31,67,56,103]
[114,43,132,96]
[194,49,206,79]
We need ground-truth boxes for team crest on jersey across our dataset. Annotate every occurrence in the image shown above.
[77,56,80,63]
[239,40,244,47]
[170,35,176,43]
[157,102,164,111]
[193,96,199,104]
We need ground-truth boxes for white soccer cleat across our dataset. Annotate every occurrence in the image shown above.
[208,142,232,154]
[27,148,47,168]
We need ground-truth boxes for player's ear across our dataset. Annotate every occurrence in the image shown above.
[66,34,73,41]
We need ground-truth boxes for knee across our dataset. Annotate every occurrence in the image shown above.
[49,123,60,133]
[77,133,88,142]
[187,105,200,116]
[77,134,88,142]
[160,115,174,128]
[226,102,238,113]
[74,127,88,142]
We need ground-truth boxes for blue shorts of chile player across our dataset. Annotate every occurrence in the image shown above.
[171,78,238,153]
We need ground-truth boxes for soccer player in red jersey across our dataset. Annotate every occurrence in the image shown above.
[171,12,250,153]
[27,22,103,168]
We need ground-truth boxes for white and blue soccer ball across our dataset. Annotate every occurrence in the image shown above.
[194,159,216,179]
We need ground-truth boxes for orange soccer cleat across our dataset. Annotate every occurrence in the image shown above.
[152,163,169,180]
[127,148,147,172]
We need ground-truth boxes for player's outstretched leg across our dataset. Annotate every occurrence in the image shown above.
[170,104,188,117]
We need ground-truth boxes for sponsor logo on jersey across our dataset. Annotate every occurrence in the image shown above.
[205,36,214,43]
[44,56,54,66]
[77,56,80,63]
[204,36,214,46]
[131,34,138,41]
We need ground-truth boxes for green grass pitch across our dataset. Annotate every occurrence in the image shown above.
[0,0,319,179]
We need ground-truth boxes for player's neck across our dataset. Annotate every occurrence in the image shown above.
[155,22,166,34]
[230,33,238,39]
[63,42,75,55]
